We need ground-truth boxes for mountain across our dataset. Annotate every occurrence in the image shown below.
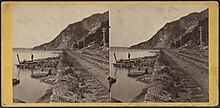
[130,9,208,49]
[33,11,109,50]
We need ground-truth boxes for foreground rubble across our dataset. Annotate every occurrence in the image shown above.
[132,50,208,102]
[37,51,111,103]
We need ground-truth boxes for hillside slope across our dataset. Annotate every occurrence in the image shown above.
[130,9,208,49]
[33,11,109,50]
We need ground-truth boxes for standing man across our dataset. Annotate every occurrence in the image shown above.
[144,67,148,75]
[128,53,131,60]
[47,67,52,76]
[31,54,34,61]
[17,54,21,64]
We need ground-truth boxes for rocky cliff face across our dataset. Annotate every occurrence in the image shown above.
[130,9,208,49]
[33,11,109,50]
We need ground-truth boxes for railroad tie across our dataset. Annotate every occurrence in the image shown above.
[84,76,95,80]
[90,83,101,87]
[89,85,103,89]
[181,78,192,82]
[191,94,209,102]
[190,90,204,96]
[97,95,110,100]
[95,92,109,96]
[178,75,191,79]
[86,79,97,83]
[184,83,198,88]
[194,97,209,102]
[190,87,202,91]
[96,88,107,92]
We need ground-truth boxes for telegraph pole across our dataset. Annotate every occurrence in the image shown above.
[199,26,203,48]
[180,36,182,47]
[174,41,176,48]
[102,27,106,51]
[83,37,86,48]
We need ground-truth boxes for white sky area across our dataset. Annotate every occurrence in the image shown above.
[110,4,208,47]
[12,4,109,48]
[12,4,208,48]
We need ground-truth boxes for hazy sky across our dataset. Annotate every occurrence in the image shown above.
[13,4,109,48]
[13,4,208,48]
[110,4,208,47]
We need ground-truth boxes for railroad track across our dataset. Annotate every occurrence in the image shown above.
[65,51,121,102]
[166,49,208,70]
[177,52,208,65]
[71,51,109,71]
[81,53,109,65]
[172,71,209,102]
[60,51,110,102]
[179,50,208,60]
[162,49,209,102]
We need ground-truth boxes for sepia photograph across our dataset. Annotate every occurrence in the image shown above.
[12,4,111,103]
[109,4,209,102]
[1,1,218,107]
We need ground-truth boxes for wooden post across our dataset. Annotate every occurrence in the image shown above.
[113,53,117,63]
[17,54,21,64]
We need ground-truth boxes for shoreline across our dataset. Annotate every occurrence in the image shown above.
[131,49,208,102]
[36,50,112,102]
[13,55,61,103]
[14,49,208,103]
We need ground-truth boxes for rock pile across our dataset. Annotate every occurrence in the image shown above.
[50,66,110,102]
[135,51,200,102]
[143,66,179,102]
[13,98,26,103]
[134,58,156,68]
[37,57,60,68]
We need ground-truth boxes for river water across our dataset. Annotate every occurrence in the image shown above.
[12,48,60,103]
[13,47,157,103]
[110,47,158,102]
